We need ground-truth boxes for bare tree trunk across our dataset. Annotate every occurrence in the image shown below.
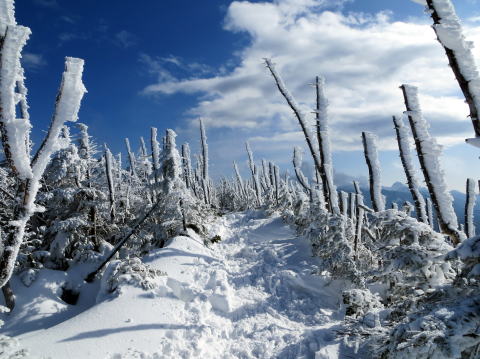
[393,116,428,223]
[426,0,480,138]
[1,281,14,310]
[361,132,385,212]
[401,84,462,245]
[354,194,364,261]
[315,76,338,212]
[104,145,116,222]
[465,178,476,237]
[264,59,326,206]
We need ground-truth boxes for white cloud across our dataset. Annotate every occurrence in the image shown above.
[115,30,137,48]
[33,0,58,8]
[142,0,480,189]
[21,52,47,70]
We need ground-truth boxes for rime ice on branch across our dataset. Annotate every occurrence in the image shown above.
[292,147,310,194]
[0,56,87,291]
[314,76,339,214]
[393,116,428,223]
[400,84,462,244]
[361,132,385,212]
[426,0,480,141]
[465,178,476,238]
[264,59,328,208]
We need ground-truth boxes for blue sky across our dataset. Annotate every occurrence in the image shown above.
[16,0,480,190]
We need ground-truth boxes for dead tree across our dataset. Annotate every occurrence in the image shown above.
[354,194,364,261]
[361,132,385,212]
[401,84,462,245]
[151,127,161,184]
[264,59,328,208]
[104,145,116,222]
[393,116,428,223]
[465,178,476,237]
[125,138,137,178]
[292,147,311,195]
[426,197,434,229]
[426,0,480,139]
[314,76,339,212]
[246,141,261,205]
[0,53,87,308]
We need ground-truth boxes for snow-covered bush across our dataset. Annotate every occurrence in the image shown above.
[100,258,166,296]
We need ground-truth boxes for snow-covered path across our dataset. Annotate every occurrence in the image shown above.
[16,211,344,358]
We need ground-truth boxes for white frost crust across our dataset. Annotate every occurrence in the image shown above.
[0,25,32,179]
[105,145,115,201]
[402,84,459,229]
[362,132,385,211]
[151,127,161,172]
[319,130,339,213]
[394,116,428,223]
[465,178,476,237]
[199,119,208,180]
[431,0,480,125]
[0,0,16,35]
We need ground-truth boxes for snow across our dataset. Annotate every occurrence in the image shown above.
[0,0,15,34]
[7,211,345,358]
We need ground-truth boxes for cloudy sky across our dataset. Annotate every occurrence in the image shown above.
[16,0,480,190]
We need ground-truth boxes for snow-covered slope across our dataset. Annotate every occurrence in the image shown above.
[11,211,345,358]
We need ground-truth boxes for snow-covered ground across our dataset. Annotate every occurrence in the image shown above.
[4,211,346,358]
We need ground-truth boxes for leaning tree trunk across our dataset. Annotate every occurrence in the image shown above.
[400,84,462,245]
[264,59,328,208]
[426,0,480,139]
[393,116,428,223]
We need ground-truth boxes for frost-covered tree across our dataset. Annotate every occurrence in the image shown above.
[400,84,463,244]
[393,116,428,223]
[425,0,480,141]
[314,75,339,213]
[464,178,476,238]
[0,9,86,308]
[361,132,385,212]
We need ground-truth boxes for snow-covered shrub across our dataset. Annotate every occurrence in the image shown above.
[101,258,166,296]
[378,293,480,359]
[308,213,366,285]
[343,289,384,319]
[367,210,456,304]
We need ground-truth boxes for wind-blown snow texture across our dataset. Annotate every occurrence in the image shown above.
[11,211,346,358]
